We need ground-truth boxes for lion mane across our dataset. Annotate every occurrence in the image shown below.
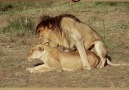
[36,14,81,34]
[35,14,107,70]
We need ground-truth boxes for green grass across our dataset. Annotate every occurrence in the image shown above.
[1,1,129,15]
[0,1,129,87]
[0,1,129,48]
[0,1,54,15]
[0,1,129,52]
[1,16,35,36]
[119,22,129,29]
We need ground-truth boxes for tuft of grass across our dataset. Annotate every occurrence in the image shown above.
[1,1,129,16]
[1,16,36,36]
[0,49,6,57]
[111,22,129,30]
[0,1,55,15]
[91,2,129,13]
[94,2,118,6]
[94,2,129,7]
[119,22,129,29]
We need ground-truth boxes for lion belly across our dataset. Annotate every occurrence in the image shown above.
[60,55,83,70]
[59,51,99,71]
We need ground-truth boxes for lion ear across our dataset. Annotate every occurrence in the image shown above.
[43,45,53,52]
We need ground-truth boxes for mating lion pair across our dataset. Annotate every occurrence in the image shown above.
[26,14,129,73]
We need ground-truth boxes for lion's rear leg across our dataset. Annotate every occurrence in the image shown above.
[93,40,107,68]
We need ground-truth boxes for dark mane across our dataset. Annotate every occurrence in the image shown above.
[36,14,81,34]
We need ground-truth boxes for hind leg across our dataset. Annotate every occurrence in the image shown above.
[93,40,107,68]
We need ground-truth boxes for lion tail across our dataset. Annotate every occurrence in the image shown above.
[107,58,129,66]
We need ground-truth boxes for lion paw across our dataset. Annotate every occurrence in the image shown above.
[99,63,105,68]
[26,67,36,73]
[83,66,91,70]
[98,61,105,68]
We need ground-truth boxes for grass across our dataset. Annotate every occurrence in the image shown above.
[1,1,129,15]
[1,1,128,37]
[0,16,36,46]
[1,16,35,35]
[119,22,129,29]
[0,1,54,14]
[0,1,129,87]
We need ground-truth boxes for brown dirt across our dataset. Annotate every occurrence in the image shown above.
[0,24,129,88]
[0,2,129,88]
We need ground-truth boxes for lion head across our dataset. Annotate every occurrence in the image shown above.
[27,44,47,61]
[27,44,58,62]
[36,14,81,48]
[38,27,51,45]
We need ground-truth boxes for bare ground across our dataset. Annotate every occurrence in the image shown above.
[0,22,129,88]
[0,38,129,87]
[0,1,129,88]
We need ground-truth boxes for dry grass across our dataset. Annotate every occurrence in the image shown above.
[0,1,129,87]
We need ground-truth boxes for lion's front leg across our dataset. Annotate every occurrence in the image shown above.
[71,31,91,70]
[75,39,91,70]
[61,18,91,70]
[26,64,54,73]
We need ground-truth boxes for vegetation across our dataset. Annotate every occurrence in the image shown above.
[0,1,129,35]
[0,1,129,87]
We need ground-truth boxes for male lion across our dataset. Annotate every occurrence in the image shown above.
[26,44,129,73]
[36,14,107,70]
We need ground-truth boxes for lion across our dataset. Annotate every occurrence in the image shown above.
[36,14,107,70]
[26,44,129,73]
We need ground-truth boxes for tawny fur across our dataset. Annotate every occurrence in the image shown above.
[26,45,129,73]
[36,14,107,70]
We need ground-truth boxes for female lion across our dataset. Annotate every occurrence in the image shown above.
[26,44,129,73]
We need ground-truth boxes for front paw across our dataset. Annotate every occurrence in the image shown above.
[83,66,92,70]
[26,67,35,73]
